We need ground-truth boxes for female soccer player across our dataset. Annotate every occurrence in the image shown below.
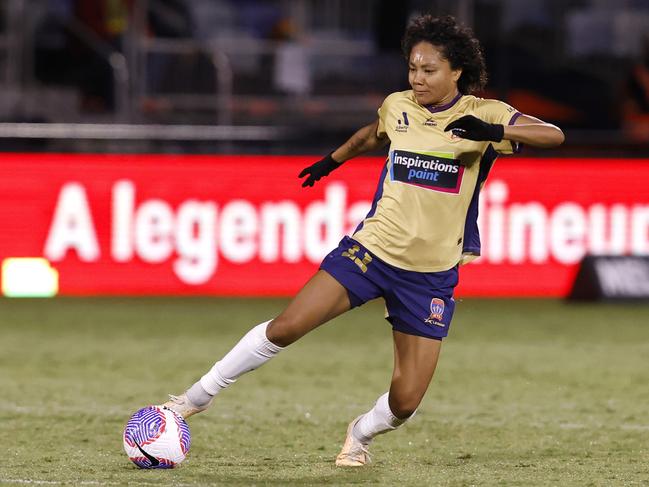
[164,14,564,466]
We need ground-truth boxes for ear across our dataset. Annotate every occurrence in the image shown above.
[452,68,463,83]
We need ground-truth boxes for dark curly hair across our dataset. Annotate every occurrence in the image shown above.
[401,15,487,94]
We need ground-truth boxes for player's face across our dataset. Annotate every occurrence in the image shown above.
[408,42,462,106]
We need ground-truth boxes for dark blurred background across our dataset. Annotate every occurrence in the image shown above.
[1,0,648,155]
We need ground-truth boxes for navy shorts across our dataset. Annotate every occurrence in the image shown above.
[320,236,458,340]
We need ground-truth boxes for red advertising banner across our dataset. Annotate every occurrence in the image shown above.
[0,153,647,297]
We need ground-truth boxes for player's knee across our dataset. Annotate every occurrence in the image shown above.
[266,316,301,347]
[389,394,421,419]
[391,403,418,420]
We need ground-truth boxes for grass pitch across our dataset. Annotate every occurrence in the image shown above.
[1,297,648,486]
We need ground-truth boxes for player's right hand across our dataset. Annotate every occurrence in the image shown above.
[298,153,343,187]
[444,115,504,142]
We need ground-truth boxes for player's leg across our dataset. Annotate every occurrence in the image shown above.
[165,235,382,419]
[335,331,441,466]
[336,260,456,467]
[165,270,351,418]
[265,269,353,346]
[386,330,442,418]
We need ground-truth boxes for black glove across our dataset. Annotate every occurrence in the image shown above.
[298,153,343,187]
[444,115,504,142]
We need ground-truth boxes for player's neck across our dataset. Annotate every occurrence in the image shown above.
[424,90,462,114]
[430,90,461,108]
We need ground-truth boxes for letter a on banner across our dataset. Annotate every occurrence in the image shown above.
[44,183,100,261]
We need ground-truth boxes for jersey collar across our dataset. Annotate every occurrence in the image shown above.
[424,92,463,114]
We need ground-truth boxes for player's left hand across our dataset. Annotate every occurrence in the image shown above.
[444,115,504,142]
[298,153,342,187]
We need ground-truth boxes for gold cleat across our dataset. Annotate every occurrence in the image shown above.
[161,393,212,419]
[335,415,372,467]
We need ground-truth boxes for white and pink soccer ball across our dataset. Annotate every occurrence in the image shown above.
[123,405,191,469]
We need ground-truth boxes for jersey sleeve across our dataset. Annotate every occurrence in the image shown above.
[376,97,389,138]
[477,99,522,155]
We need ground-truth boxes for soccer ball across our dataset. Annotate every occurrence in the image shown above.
[123,405,191,469]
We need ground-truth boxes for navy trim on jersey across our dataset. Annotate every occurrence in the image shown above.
[508,111,523,153]
[462,145,498,255]
[462,112,522,255]
[425,92,463,114]
[354,159,389,234]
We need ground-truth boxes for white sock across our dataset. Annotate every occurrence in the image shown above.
[199,320,283,396]
[185,381,213,407]
[352,392,414,444]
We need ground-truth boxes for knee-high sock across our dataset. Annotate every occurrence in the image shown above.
[352,392,414,444]
[197,320,284,397]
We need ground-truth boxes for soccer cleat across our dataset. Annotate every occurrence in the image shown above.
[335,415,372,467]
[161,393,212,420]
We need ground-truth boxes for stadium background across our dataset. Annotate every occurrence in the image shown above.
[1,1,648,485]
[0,0,648,297]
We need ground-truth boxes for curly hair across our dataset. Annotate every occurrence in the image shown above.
[401,15,487,94]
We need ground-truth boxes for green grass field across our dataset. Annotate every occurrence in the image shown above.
[1,297,648,486]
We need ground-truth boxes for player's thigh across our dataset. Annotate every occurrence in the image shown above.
[266,270,351,346]
[389,330,442,418]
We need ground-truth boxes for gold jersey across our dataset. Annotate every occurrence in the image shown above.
[352,90,520,272]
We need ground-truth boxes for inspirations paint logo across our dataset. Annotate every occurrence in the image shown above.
[389,149,464,193]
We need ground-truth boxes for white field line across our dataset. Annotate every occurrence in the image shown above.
[1,481,58,485]
[1,481,102,486]
[0,403,234,418]
[5,402,649,431]
[1,480,196,486]
[431,416,649,432]
[0,406,131,417]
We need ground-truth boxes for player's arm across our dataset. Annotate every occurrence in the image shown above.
[331,118,389,162]
[299,119,388,187]
[444,114,564,148]
[503,114,565,148]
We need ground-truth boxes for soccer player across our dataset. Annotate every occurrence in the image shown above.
[163,14,564,466]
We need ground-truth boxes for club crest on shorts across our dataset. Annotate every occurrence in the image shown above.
[425,298,445,326]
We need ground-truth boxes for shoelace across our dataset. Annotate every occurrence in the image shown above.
[348,441,372,463]
[167,394,208,410]
[167,394,184,404]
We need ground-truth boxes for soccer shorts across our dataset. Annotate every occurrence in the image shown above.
[320,236,458,340]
